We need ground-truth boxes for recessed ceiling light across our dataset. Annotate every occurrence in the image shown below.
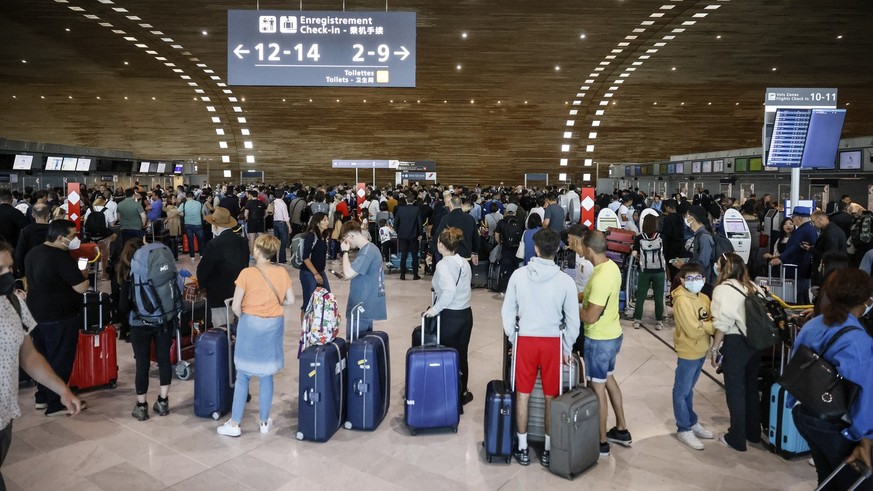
[555,65,560,71]
[498,101,502,104]
[524,101,528,104]
[708,102,712,105]
[846,102,851,106]
[309,98,312,102]
[40,95,45,99]
[390,100,394,103]
[124,61,129,65]
[735,102,740,105]
[612,101,616,105]
[837,35,843,39]
[65,28,70,32]
[443,100,447,103]
[580,34,586,39]
[653,102,657,105]
[416,100,420,103]
[124,96,128,100]
[716,35,722,39]
[671,67,676,71]
[772,67,777,71]
[152,96,156,100]
[461,32,467,39]
[241,97,245,102]
[681,102,685,105]
[12,96,16,99]
[202,30,208,35]
[456,64,462,70]
[282,98,286,102]
[470,99,474,104]
[21,60,27,64]
[96,96,101,100]
[68,96,72,99]
[336,99,340,102]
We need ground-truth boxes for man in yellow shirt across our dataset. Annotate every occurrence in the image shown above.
[578,230,632,458]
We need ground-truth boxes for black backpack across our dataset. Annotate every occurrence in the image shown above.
[502,216,524,248]
[248,199,266,222]
[84,205,110,239]
[709,230,734,262]
[727,284,779,350]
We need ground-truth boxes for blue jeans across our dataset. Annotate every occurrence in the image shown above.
[273,222,289,263]
[231,370,273,423]
[184,224,204,257]
[299,270,330,312]
[583,335,623,383]
[673,357,705,432]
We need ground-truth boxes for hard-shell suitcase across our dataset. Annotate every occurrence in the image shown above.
[471,262,489,289]
[607,240,632,254]
[549,385,600,479]
[68,324,118,390]
[755,264,798,304]
[405,314,461,434]
[527,355,581,441]
[345,305,390,431]
[606,227,636,243]
[483,379,514,463]
[769,382,809,457]
[605,250,626,267]
[193,300,234,419]
[297,338,348,442]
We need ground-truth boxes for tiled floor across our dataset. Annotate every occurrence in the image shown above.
[5,260,818,490]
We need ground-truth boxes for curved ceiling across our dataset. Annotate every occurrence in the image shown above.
[1,0,872,184]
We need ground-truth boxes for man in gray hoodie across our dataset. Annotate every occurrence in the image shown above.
[501,228,580,467]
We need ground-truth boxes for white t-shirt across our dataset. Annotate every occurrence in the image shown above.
[617,204,630,226]
[608,200,621,212]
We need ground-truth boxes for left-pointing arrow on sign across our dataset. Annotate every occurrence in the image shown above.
[393,46,410,61]
[234,44,250,59]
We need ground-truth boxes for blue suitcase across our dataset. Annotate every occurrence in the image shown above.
[768,382,809,457]
[193,327,233,420]
[483,380,514,463]
[345,306,390,431]
[405,315,460,434]
[296,338,347,442]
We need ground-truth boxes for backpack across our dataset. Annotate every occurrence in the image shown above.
[709,230,734,262]
[638,234,665,271]
[289,198,306,225]
[84,205,110,240]
[727,284,779,350]
[299,204,312,227]
[290,233,307,269]
[502,216,524,248]
[129,243,182,327]
[851,213,873,245]
[248,199,266,222]
[299,287,341,354]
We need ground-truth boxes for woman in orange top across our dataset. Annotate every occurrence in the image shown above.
[217,235,294,437]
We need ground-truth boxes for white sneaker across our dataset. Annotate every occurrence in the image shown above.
[656,321,665,331]
[677,431,704,450]
[217,420,241,437]
[692,423,714,439]
[260,418,273,434]
[633,321,642,329]
[808,457,815,467]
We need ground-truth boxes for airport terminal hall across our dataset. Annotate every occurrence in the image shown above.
[4,0,873,490]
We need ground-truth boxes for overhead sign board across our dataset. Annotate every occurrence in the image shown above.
[332,159,394,169]
[228,10,416,87]
[764,88,837,110]
[401,171,436,181]
[396,160,436,172]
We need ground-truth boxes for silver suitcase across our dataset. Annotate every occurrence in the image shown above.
[755,264,798,304]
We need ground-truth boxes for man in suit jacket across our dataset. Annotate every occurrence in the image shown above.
[198,207,249,327]
[393,195,423,280]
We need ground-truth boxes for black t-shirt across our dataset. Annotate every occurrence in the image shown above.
[24,244,85,322]
[245,199,266,224]
[301,232,327,272]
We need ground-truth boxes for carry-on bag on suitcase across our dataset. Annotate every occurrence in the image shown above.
[767,331,809,457]
[68,324,118,391]
[405,313,461,435]
[483,380,514,463]
[297,338,348,442]
[345,304,390,431]
[193,299,234,420]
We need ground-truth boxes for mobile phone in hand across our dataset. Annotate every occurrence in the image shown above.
[329,269,344,279]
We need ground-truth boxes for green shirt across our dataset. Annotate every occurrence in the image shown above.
[116,198,144,231]
[582,259,623,340]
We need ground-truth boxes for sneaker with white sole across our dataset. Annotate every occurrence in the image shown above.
[633,321,642,330]
[656,321,665,331]
[260,418,273,434]
[217,420,241,437]
[678,431,704,450]
[692,423,714,439]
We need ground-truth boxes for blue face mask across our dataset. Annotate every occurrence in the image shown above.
[684,279,705,294]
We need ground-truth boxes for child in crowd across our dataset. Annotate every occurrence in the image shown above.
[670,262,716,450]
[378,219,397,262]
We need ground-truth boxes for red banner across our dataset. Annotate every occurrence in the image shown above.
[581,187,595,228]
[66,182,82,232]
[356,182,367,209]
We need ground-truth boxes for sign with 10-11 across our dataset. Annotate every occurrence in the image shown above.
[227,10,416,87]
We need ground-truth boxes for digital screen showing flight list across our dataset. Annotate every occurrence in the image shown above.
[227,10,416,87]
[767,109,811,167]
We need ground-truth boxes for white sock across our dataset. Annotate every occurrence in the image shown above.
[517,432,528,450]
[545,434,551,452]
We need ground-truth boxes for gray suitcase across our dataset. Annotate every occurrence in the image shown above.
[755,264,797,304]
[549,385,600,479]
[526,356,581,442]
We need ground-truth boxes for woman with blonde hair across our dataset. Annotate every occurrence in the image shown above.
[217,234,295,437]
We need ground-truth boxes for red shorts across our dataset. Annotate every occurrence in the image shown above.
[514,336,562,396]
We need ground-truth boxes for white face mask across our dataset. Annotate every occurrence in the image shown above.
[66,236,81,251]
[684,218,693,228]
[684,279,705,294]
[863,300,873,318]
[713,263,720,277]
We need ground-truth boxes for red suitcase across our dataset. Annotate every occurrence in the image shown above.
[69,325,118,390]
[607,241,632,254]
[182,235,199,254]
[605,227,635,243]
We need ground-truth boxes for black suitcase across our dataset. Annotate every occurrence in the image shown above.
[483,380,514,463]
[82,290,111,334]
[471,262,489,289]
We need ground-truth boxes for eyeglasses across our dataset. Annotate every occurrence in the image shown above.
[683,275,704,282]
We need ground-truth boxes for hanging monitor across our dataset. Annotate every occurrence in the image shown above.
[61,157,78,171]
[13,155,34,170]
[839,150,862,170]
[139,162,151,173]
[800,109,845,169]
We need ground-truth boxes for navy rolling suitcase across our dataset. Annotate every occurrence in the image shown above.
[193,326,233,420]
[345,305,390,431]
[405,314,461,435]
[483,380,514,463]
[296,338,347,442]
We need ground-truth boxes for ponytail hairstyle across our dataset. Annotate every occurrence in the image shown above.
[820,269,873,326]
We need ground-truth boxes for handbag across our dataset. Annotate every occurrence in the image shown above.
[778,325,860,421]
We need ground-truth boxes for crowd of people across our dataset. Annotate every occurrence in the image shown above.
[0,181,871,489]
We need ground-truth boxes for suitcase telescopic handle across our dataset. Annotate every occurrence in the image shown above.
[815,460,872,491]
[224,297,234,388]
[351,302,365,341]
[420,313,441,346]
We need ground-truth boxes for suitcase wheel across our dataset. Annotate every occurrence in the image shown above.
[409,427,417,436]
[452,425,458,433]
[505,457,511,464]
[108,379,117,389]
[296,431,304,441]
[211,411,221,421]
[344,421,353,430]
[487,456,492,463]
[174,363,192,381]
